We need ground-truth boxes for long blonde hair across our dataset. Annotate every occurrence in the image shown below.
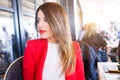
[35,2,75,75]
[84,22,98,37]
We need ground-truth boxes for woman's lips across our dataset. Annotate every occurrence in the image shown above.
[39,30,46,34]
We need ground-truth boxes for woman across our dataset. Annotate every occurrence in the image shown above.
[23,2,85,80]
[82,23,107,54]
[79,41,100,80]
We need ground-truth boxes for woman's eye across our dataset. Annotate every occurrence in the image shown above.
[36,19,40,24]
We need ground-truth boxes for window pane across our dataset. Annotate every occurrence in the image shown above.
[0,0,12,8]
[22,0,35,14]
[0,10,14,79]
[23,15,38,42]
[0,10,14,61]
[45,0,58,3]
[36,0,44,9]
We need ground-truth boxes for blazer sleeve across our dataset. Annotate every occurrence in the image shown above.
[23,41,35,80]
[74,42,85,80]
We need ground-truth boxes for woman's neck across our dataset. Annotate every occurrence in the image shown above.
[48,37,57,44]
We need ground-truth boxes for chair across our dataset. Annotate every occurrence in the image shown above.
[3,56,23,80]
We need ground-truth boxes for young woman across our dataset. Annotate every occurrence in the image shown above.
[23,2,85,80]
[82,23,107,54]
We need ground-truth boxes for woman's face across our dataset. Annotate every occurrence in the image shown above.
[37,10,56,43]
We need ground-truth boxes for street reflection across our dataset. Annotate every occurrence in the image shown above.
[0,11,14,76]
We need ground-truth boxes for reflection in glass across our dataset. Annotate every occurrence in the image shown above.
[0,0,12,8]
[36,0,44,9]
[0,11,14,79]
[45,0,58,2]
[22,0,35,14]
[23,15,38,42]
[0,11,14,62]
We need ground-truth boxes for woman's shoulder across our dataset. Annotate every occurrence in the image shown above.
[27,39,47,44]
[72,41,80,47]
[72,41,81,53]
[26,39,48,47]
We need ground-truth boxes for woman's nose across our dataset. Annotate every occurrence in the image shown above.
[37,20,44,27]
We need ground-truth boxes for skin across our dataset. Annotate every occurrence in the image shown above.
[37,10,56,43]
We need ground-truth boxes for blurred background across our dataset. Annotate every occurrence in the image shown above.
[0,0,120,79]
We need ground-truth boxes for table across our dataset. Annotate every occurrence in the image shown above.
[97,62,120,80]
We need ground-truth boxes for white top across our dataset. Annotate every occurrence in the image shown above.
[42,42,65,80]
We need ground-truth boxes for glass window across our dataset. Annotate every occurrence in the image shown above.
[0,0,12,8]
[0,11,15,79]
[22,0,35,14]
[23,15,38,42]
[45,0,58,3]
[36,0,44,9]
[0,10,14,62]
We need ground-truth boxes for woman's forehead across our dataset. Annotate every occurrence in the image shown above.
[37,10,45,18]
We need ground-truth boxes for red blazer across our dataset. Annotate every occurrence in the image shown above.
[23,39,85,80]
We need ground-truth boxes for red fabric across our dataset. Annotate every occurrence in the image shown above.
[23,39,85,80]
